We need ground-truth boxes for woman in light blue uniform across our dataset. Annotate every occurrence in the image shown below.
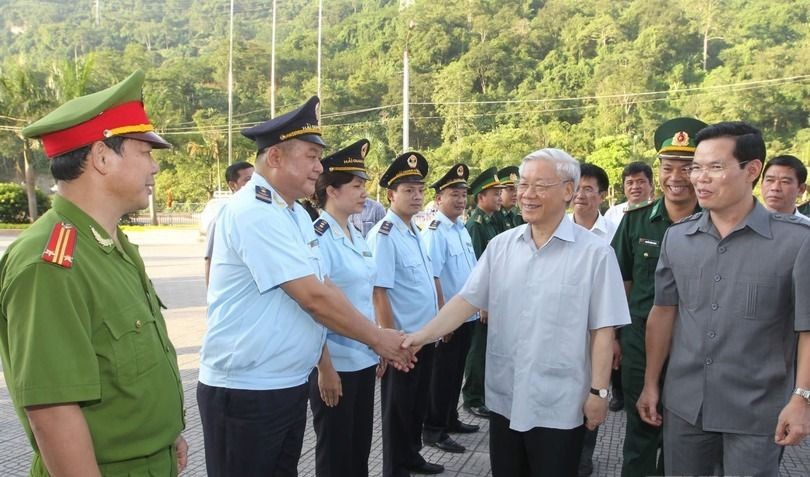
[308,139,380,477]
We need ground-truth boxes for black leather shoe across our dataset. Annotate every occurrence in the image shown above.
[447,420,479,433]
[430,435,465,453]
[609,396,624,412]
[407,461,445,474]
[464,403,492,418]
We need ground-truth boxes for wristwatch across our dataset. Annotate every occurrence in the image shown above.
[793,387,810,404]
[590,387,609,399]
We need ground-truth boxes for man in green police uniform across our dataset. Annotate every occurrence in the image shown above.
[610,117,706,477]
[496,166,524,231]
[0,71,186,476]
[461,166,504,417]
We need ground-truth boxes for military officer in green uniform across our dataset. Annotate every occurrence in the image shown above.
[798,200,810,216]
[610,117,706,477]
[495,166,524,231]
[0,71,186,476]
[461,166,504,417]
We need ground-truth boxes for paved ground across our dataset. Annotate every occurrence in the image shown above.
[1,228,810,476]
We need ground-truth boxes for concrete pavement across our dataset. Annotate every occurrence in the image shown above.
[1,228,810,476]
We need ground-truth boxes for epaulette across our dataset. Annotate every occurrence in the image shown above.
[378,220,393,235]
[624,200,654,214]
[672,211,704,225]
[313,218,330,236]
[428,219,440,230]
[772,213,810,228]
[255,185,272,204]
[41,222,77,268]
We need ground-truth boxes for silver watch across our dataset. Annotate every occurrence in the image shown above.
[590,387,609,399]
[793,387,810,404]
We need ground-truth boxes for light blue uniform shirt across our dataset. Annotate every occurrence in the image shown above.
[315,211,379,372]
[200,174,327,390]
[367,210,438,333]
[421,211,478,323]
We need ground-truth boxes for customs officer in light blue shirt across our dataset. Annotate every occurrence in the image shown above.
[307,139,380,477]
[197,97,414,477]
[367,152,443,476]
[421,163,481,454]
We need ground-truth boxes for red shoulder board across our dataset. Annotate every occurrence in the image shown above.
[41,222,77,268]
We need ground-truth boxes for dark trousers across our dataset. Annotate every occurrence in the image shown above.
[424,320,475,441]
[308,365,376,477]
[620,319,664,477]
[381,345,435,477]
[490,412,585,477]
[197,381,308,477]
[462,321,487,407]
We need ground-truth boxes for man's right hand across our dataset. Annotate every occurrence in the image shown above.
[373,328,416,371]
[636,384,663,427]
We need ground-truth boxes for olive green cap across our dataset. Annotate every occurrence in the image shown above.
[469,166,506,196]
[654,117,708,160]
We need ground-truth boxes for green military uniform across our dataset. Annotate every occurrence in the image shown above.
[493,166,523,232]
[0,71,183,476]
[611,117,706,477]
[0,198,184,476]
[498,206,524,231]
[798,201,810,216]
[462,167,503,410]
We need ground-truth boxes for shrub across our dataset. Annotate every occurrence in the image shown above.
[0,183,52,223]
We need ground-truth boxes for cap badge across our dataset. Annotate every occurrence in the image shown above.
[493,173,500,183]
[672,131,689,147]
[510,172,518,182]
[456,165,464,177]
[361,142,369,158]
[315,101,321,125]
[407,154,418,168]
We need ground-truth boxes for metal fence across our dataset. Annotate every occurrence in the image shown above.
[125,202,206,226]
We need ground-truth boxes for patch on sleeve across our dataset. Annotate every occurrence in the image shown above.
[378,220,393,236]
[255,185,273,204]
[313,218,330,236]
[41,222,77,268]
[428,219,440,230]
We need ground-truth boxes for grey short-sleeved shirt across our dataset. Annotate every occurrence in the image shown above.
[459,216,631,431]
[655,200,810,435]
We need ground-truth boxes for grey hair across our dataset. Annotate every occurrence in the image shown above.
[519,148,580,189]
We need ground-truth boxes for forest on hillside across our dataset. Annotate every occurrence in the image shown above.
[1,0,808,206]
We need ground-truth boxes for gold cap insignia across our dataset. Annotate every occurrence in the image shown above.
[361,142,369,158]
[510,172,518,181]
[315,101,321,125]
[457,165,464,177]
[672,131,689,147]
[407,154,418,168]
[493,173,500,183]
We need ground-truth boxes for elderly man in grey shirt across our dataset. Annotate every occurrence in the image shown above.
[404,148,630,477]
[638,122,810,477]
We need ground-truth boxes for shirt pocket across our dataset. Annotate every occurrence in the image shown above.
[400,253,425,282]
[101,306,162,382]
[733,275,779,320]
[636,243,661,277]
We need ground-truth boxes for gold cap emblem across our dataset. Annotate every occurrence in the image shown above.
[510,172,518,182]
[672,131,689,147]
[493,173,500,183]
[407,154,418,168]
[457,165,464,177]
[361,142,369,158]
[315,101,321,125]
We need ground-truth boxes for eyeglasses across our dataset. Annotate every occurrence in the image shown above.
[687,160,751,178]
[575,186,599,195]
[516,180,571,194]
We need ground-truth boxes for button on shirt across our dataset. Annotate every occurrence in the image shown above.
[421,211,478,323]
[459,218,631,431]
[200,174,326,390]
[317,211,378,372]
[655,201,810,434]
[367,211,438,333]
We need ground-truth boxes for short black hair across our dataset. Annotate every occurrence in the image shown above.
[622,161,653,183]
[313,171,356,208]
[225,161,253,183]
[763,155,807,184]
[580,163,609,193]
[695,121,765,186]
[50,136,127,181]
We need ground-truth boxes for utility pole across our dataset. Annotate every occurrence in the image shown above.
[270,0,277,118]
[317,0,323,100]
[94,0,100,26]
[402,20,415,151]
[227,0,234,167]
